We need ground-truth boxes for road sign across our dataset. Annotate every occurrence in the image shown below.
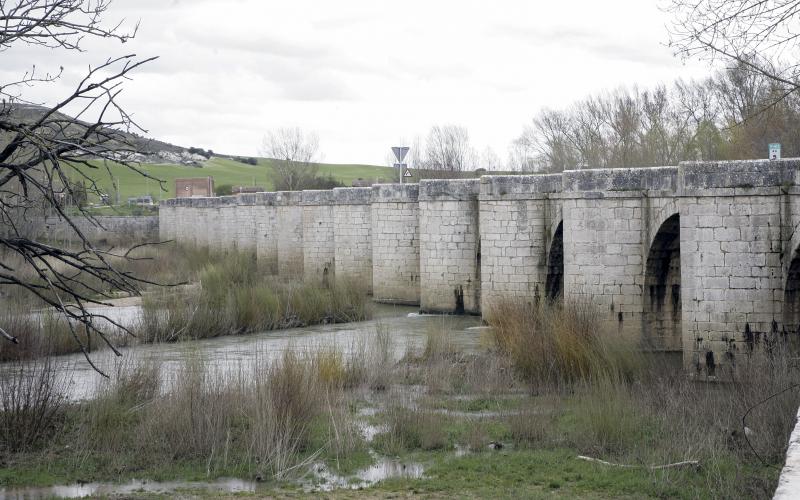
[769,143,781,160]
[392,146,409,163]
[403,168,413,178]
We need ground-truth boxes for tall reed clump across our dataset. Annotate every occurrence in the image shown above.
[0,305,81,361]
[0,357,68,453]
[82,352,335,480]
[485,298,642,386]
[136,251,372,343]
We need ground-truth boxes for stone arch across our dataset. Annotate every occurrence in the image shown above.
[545,221,564,301]
[648,199,680,247]
[642,213,681,351]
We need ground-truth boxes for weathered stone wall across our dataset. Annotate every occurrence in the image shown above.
[419,179,481,314]
[302,190,336,286]
[479,174,562,312]
[218,197,239,252]
[235,194,260,254]
[276,191,304,278]
[158,202,176,241]
[371,184,420,304]
[677,160,789,377]
[333,188,373,291]
[255,193,278,274]
[560,168,678,345]
[42,214,159,245]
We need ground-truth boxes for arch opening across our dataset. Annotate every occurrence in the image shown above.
[545,221,564,301]
[783,251,800,336]
[643,214,681,351]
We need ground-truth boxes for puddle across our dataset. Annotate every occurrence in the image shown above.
[307,452,424,492]
[0,478,258,499]
[431,408,523,418]
[358,421,388,442]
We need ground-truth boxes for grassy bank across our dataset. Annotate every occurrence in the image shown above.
[1,300,796,497]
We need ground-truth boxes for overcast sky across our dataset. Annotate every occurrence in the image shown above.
[4,0,712,166]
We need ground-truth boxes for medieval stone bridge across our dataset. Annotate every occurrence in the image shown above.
[158,158,800,378]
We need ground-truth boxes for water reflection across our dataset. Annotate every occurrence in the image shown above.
[0,478,258,499]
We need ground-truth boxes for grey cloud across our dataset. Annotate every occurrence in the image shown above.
[493,24,675,66]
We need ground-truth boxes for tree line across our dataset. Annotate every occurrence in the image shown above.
[511,61,800,173]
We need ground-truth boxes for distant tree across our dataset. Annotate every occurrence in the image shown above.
[666,0,800,107]
[480,146,501,170]
[261,128,320,191]
[0,0,159,370]
[420,125,476,178]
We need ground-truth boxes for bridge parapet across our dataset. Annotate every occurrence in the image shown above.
[562,166,678,194]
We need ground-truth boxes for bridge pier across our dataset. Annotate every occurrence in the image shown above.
[333,188,373,292]
[478,174,562,311]
[419,179,481,314]
[234,194,259,254]
[371,184,421,305]
[276,191,304,278]
[302,190,336,285]
[255,193,278,274]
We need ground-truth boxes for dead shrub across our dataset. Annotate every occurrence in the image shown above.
[0,357,67,452]
[485,298,642,386]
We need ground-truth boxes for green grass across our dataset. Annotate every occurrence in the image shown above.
[70,157,395,204]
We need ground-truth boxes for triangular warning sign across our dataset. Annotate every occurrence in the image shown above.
[403,169,413,178]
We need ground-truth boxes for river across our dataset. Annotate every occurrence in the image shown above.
[2,304,486,401]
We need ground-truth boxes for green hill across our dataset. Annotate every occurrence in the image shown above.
[74,157,395,204]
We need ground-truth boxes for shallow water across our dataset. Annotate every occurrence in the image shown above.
[2,304,485,401]
[308,451,425,492]
[0,478,259,499]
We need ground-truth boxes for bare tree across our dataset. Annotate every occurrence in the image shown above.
[480,146,501,171]
[261,127,320,191]
[0,1,160,373]
[666,0,800,105]
[420,125,476,178]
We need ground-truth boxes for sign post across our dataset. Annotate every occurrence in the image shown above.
[392,146,410,184]
[769,143,782,161]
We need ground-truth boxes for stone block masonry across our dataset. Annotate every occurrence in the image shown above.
[217,196,239,252]
[333,188,373,292]
[371,184,421,304]
[276,191,304,278]
[255,193,278,274]
[159,158,800,380]
[235,193,261,254]
[479,174,562,312]
[302,190,336,286]
[419,179,481,314]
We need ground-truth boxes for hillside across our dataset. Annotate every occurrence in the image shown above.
[1,104,188,157]
[75,157,395,203]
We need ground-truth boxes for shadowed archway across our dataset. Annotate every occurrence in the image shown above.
[545,221,564,301]
[643,214,681,351]
[784,249,800,336]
